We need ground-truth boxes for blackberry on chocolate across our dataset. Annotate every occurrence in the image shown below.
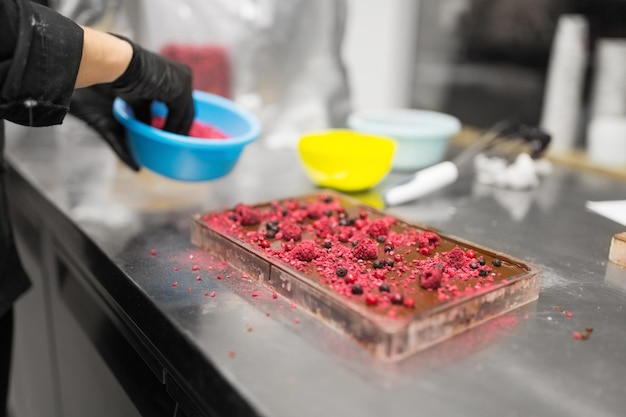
[384,259,394,267]
[384,245,393,253]
[266,221,280,232]
[373,259,385,269]
[478,257,486,266]
[351,284,363,295]
[376,235,386,243]
[324,210,333,217]
[348,218,357,226]
[336,266,347,277]
[322,241,332,249]
[379,283,390,292]
[351,240,359,247]
[470,262,478,270]
[434,263,444,270]
[266,229,277,239]
[338,218,348,226]
[390,293,404,305]
[323,195,334,203]
[228,213,237,221]
[479,269,488,277]
[492,258,503,267]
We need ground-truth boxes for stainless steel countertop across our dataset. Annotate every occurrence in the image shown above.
[6,118,626,417]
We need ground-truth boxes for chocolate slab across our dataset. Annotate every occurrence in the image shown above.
[191,192,541,361]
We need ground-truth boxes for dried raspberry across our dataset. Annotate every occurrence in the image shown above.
[313,218,333,239]
[306,203,325,219]
[445,247,466,269]
[281,223,302,241]
[368,219,389,239]
[292,240,319,262]
[417,231,441,249]
[352,239,378,260]
[420,267,443,290]
[235,204,260,226]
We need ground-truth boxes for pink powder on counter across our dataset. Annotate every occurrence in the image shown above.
[151,116,229,140]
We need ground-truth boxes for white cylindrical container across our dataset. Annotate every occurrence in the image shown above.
[587,116,626,167]
[590,39,626,117]
[540,15,589,153]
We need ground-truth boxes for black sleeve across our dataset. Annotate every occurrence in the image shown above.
[0,0,84,127]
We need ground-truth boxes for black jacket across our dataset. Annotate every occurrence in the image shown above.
[0,0,83,316]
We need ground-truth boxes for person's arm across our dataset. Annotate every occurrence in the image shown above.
[75,26,133,88]
[0,0,83,126]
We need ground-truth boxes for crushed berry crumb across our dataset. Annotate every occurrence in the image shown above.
[210,291,216,298]
[150,249,156,256]
[445,247,466,269]
[252,291,260,297]
[172,282,178,287]
[192,265,200,271]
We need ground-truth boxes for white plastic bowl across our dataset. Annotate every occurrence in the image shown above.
[348,109,461,171]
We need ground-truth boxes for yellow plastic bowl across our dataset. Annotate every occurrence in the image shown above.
[298,130,396,192]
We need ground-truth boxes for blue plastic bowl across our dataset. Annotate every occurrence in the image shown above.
[348,109,461,171]
[113,91,261,181]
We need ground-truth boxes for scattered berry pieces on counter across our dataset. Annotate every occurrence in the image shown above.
[174,267,179,272]
[229,350,236,358]
[150,249,156,256]
[196,275,202,281]
[172,282,178,287]
[573,331,581,340]
[294,317,300,324]
[210,291,216,298]
[252,291,260,297]
[192,265,200,271]
[566,311,572,318]
[272,293,278,299]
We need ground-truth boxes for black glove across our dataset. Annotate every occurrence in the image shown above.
[69,84,141,171]
[111,35,195,134]
[69,36,194,172]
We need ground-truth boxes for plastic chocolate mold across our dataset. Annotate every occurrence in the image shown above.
[191,192,541,361]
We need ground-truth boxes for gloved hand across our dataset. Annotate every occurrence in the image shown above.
[69,84,141,171]
[111,35,195,134]
[69,35,194,171]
